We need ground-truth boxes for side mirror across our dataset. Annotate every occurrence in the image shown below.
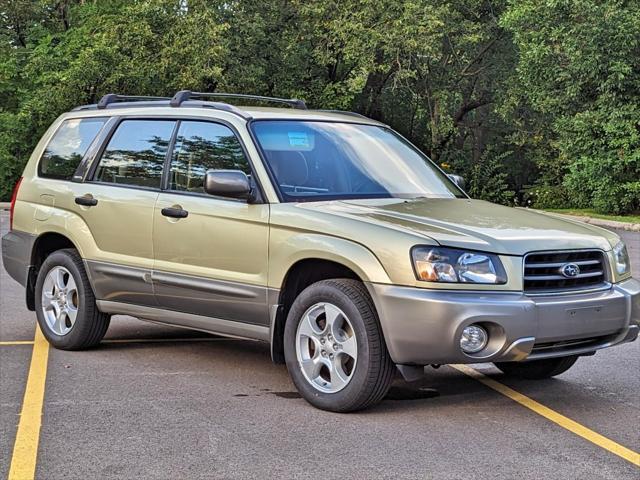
[204,169,252,200]
[447,174,466,191]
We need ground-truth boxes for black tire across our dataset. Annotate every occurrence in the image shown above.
[494,355,578,380]
[35,249,110,350]
[284,279,394,412]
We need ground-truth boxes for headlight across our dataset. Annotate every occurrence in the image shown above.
[412,247,507,284]
[613,241,631,276]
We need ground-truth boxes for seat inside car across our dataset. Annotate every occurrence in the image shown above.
[265,150,309,190]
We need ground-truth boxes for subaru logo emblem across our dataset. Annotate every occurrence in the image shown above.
[561,263,581,278]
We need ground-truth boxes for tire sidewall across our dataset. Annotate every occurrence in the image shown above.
[35,250,93,348]
[284,281,376,411]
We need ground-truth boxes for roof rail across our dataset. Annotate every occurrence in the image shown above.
[197,101,253,120]
[171,90,307,110]
[315,109,369,120]
[96,94,170,109]
[73,94,252,120]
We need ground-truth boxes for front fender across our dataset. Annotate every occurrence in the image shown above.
[268,231,392,288]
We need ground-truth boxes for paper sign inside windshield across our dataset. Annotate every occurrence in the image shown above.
[288,132,309,148]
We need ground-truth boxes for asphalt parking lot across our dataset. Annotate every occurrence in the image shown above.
[1,210,638,479]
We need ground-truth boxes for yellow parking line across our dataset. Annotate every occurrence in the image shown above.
[452,364,640,467]
[8,326,50,480]
[0,340,35,346]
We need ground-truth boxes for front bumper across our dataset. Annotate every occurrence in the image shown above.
[368,278,640,365]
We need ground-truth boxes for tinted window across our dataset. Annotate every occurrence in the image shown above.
[94,120,175,188]
[39,118,106,180]
[169,121,250,193]
[251,121,464,202]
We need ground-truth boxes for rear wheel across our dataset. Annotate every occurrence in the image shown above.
[35,249,110,350]
[284,279,394,412]
[494,355,578,379]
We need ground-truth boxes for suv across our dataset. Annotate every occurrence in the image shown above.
[3,91,638,412]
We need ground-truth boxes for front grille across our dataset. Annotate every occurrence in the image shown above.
[524,250,607,294]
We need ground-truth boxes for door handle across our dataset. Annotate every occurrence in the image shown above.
[75,194,98,207]
[161,206,189,219]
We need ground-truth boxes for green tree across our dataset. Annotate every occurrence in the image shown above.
[0,0,228,198]
[502,0,640,214]
[0,0,637,215]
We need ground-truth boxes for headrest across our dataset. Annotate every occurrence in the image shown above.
[267,150,309,186]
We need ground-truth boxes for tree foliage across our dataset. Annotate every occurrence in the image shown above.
[0,0,638,214]
[501,0,640,214]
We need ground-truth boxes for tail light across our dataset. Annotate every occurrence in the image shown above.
[9,176,23,231]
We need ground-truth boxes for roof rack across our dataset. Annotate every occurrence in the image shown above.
[74,93,253,119]
[96,94,171,109]
[74,90,307,120]
[170,90,307,110]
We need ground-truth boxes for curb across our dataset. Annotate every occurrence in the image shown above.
[537,210,640,232]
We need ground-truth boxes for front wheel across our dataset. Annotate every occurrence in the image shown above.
[284,279,394,412]
[494,355,578,380]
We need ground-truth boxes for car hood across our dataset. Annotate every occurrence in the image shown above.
[300,198,618,256]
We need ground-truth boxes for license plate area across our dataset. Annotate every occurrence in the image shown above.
[535,293,626,343]
[566,304,604,321]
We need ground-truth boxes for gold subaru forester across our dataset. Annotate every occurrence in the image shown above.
[3,91,638,412]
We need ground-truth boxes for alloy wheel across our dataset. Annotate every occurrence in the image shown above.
[41,266,79,336]
[295,302,358,393]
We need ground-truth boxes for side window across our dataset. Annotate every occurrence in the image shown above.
[94,120,175,188]
[169,121,251,194]
[39,118,106,180]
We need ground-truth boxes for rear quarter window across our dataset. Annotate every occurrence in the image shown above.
[38,118,106,180]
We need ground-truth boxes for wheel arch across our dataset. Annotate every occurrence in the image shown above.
[270,258,365,363]
[268,235,392,364]
[26,231,81,311]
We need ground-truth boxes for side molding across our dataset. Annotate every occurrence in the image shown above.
[85,260,155,306]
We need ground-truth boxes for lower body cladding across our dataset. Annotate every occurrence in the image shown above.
[85,260,270,325]
[368,278,640,366]
[96,300,270,342]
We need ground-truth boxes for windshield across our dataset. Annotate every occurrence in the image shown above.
[251,120,465,202]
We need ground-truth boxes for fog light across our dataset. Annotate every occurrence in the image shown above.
[460,325,488,354]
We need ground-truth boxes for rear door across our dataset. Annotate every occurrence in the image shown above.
[76,118,177,306]
[152,119,270,326]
